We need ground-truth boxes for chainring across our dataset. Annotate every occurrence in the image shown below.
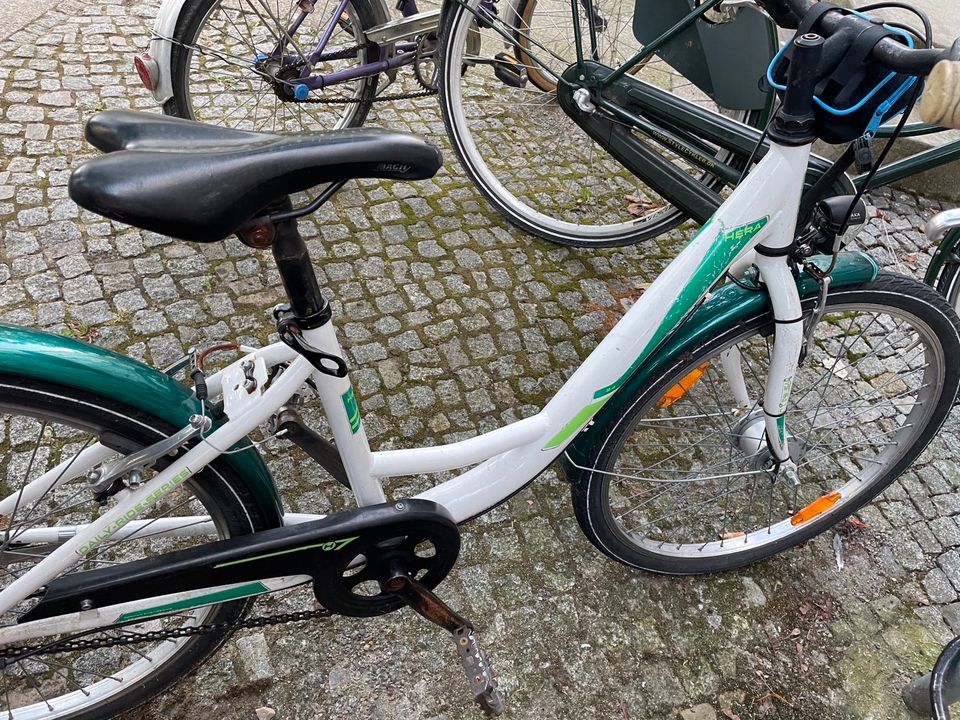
[312,513,460,617]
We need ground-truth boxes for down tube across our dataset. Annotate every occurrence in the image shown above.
[417,143,812,522]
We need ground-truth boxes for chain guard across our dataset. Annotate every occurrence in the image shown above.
[18,500,458,623]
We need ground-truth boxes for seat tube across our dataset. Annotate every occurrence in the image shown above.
[302,322,386,507]
[263,207,386,506]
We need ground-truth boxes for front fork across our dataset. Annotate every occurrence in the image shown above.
[753,253,803,464]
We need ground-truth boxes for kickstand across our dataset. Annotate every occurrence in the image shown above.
[383,571,504,716]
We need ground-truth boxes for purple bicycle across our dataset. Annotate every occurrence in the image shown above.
[135,0,456,132]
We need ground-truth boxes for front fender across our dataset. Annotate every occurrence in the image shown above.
[0,325,283,525]
[924,228,960,287]
[147,0,395,105]
[561,251,880,479]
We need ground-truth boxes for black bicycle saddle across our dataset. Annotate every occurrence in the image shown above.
[70,111,443,242]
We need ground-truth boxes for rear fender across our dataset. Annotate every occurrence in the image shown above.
[0,325,283,525]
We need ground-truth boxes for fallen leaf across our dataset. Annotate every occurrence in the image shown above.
[833,533,844,571]
[255,708,277,720]
[798,601,812,616]
[847,515,868,530]
[788,628,801,638]
[721,709,742,720]
[904,253,918,263]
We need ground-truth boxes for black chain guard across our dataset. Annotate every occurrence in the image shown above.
[19,499,459,624]
[312,505,460,617]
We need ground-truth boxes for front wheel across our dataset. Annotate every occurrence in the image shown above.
[0,376,272,719]
[570,274,960,573]
[165,0,383,132]
[437,0,765,247]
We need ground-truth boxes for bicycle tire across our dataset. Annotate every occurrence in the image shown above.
[165,0,382,131]
[0,375,273,719]
[437,0,765,247]
[570,273,960,573]
[935,260,960,315]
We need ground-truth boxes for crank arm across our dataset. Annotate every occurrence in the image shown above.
[384,572,504,716]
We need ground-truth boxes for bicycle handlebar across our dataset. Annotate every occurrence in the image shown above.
[756,0,953,75]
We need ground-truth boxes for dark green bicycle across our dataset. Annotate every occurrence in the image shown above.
[436,0,960,263]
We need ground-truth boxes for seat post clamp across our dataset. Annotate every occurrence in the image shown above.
[274,304,348,378]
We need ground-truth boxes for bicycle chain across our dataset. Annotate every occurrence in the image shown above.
[154,33,437,105]
[0,606,333,664]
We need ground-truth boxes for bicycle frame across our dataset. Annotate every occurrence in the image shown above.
[0,139,813,629]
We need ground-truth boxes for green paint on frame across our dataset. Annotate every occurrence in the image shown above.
[543,398,608,450]
[342,388,361,434]
[546,216,770,452]
[213,536,359,569]
[116,581,270,622]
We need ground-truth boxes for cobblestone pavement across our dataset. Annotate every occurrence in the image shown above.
[2,1,960,719]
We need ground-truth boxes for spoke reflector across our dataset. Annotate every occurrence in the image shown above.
[791,491,841,526]
[658,362,711,408]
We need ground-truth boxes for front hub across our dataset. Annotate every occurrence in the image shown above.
[730,408,808,471]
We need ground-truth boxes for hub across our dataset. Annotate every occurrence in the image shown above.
[729,408,808,471]
[254,55,301,100]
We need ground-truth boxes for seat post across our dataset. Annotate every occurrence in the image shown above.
[272,215,327,322]
[238,196,328,323]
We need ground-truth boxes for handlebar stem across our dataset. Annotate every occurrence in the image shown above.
[769,33,824,146]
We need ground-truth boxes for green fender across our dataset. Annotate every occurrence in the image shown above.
[924,228,960,287]
[0,324,283,525]
[561,251,880,479]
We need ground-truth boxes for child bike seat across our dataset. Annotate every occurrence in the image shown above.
[69,111,442,243]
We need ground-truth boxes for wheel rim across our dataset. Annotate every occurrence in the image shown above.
[441,0,755,244]
[596,301,944,559]
[0,386,241,717]
[182,0,372,131]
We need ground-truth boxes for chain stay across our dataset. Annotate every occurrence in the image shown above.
[1,607,332,664]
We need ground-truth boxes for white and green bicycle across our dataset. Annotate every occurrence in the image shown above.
[2,0,960,716]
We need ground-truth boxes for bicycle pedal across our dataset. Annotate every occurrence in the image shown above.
[493,53,527,89]
[453,626,504,716]
[379,570,504,716]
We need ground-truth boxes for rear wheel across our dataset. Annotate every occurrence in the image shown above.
[0,376,271,719]
[438,0,766,247]
[166,0,382,131]
[570,275,960,573]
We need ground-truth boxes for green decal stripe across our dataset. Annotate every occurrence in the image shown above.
[549,217,770,452]
[341,388,361,433]
[213,536,358,569]
[543,398,608,450]
[116,581,269,623]
[592,217,769,400]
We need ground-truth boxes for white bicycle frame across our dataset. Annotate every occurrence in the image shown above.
[0,140,810,641]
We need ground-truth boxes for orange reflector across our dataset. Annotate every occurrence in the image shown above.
[791,492,841,526]
[658,362,710,408]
